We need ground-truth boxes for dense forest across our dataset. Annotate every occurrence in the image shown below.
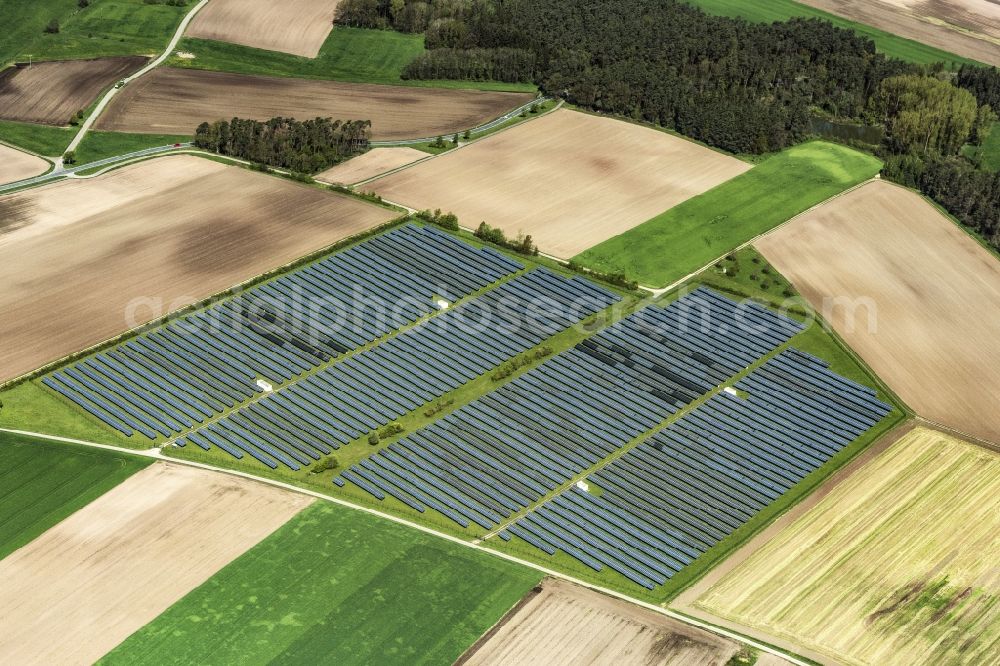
[337,0,1000,252]
[194,117,370,173]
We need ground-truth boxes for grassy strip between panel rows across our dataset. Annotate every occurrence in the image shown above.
[574,140,883,288]
[167,28,537,93]
[479,254,910,604]
[0,430,151,560]
[686,0,981,67]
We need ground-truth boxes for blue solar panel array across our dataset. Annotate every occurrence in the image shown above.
[335,288,803,529]
[177,268,620,471]
[42,225,523,439]
[501,348,892,589]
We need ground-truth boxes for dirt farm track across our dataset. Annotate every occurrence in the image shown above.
[460,578,743,665]
[370,109,751,258]
[187,0,341,58]
[0,57,147,126]
[95,68,535,140]
[0,155,396,383]
[0,462,312,666]
[757,180,1000,446]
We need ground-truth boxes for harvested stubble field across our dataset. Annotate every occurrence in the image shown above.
[0,143,47,184]
[798,0,1000,66]
[317,146,428,185]
[0,57,147,126]
[0,155,396,383]
[696,427,1000,666]
[0,462,312,666]
[756,180,1000,445]
[186,0,341,58]
[95,68,534,139]
[369,109,751,258]
[461,578,742,665]
[101,502,542,665]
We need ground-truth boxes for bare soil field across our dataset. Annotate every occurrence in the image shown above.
[316,147,428,185]
[0,143,48,184]
[798,0,1000,66]
[0,155,396,383]
[460,578,742,665]
[0,57,147,126]
[0,462,312,666]
[756,180,1000,445]
[187,0,341,58]
[95,68,534,139]
[695,427,1000,666]
[368,109,751,258]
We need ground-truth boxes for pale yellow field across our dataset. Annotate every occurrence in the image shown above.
[696,427,1000,666]
[187,0,341,58]
[462,578,741,665]
[369,109,751,258]
[0,143,47,184]
[316,147,428,185]
[757,181,1000,445]
[0,463,312,665]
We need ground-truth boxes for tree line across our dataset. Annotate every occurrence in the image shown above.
[194,117,371,174]
[337,0,1000,253]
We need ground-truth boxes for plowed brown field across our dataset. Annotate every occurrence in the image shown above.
[0,144,47,184]
[0,462,312,666]
[461,579,741,665]
[368,109,751,258]
[0,57,147,126]
[187,0,341,58]
[95,68,534,139]
[0,155,396,383]
[798,0,1000,66]
[756,180,1000,445]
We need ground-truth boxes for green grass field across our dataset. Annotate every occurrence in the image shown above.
[1,0,189,65]
[0,431,150,560]
[574,141,882,288]
[100,502,541,665]
[73,130,190,164]
[963,122,1000,172]
[167,28,536,92]
[686,0,980,66]
[0,119,73,156]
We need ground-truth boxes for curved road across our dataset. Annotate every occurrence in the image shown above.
[63,0,210,157]
[0,96,551,195]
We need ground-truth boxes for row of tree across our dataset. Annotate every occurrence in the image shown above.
[402,47,534,83]
[193,117,370,174]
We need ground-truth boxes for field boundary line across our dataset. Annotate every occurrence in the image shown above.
[0,425,810,666]
[644,175,881,296]
[64,0,211,156]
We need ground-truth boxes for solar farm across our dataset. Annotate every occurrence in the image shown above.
[34,215,900,596]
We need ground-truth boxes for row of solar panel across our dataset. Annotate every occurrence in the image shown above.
[500,349,892,589]
[335,289,804,529]
[177,268,621,470]
[42,225,523,439]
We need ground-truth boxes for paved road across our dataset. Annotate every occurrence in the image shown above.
[63,0,210,156]
[0,426,807,666]
[0,143,193,194]
[0,97,551,195]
